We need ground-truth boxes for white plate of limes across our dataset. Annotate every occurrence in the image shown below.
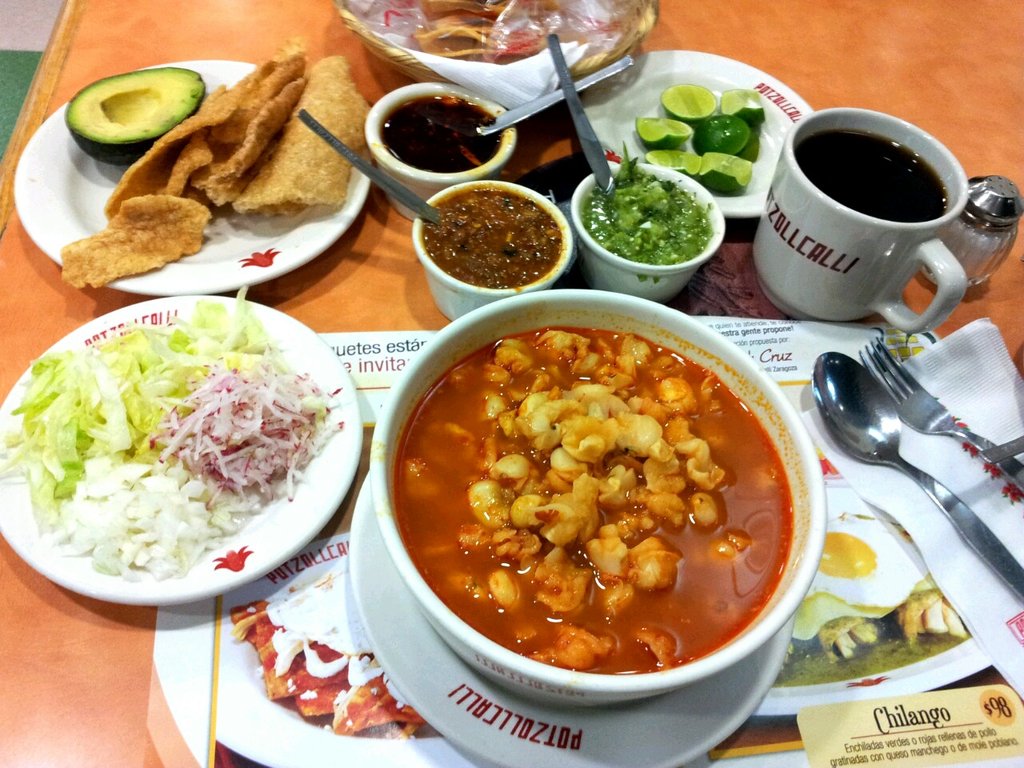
[583,50,813,218]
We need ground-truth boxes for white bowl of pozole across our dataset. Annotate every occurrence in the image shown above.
[369,289,826,705]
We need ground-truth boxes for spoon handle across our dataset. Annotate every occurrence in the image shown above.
[546,35,613,193]
[298,109,441,225]
[896,456,1024,602]
[476,55,633,136]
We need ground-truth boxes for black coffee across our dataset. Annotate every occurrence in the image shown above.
[795,129,947,223]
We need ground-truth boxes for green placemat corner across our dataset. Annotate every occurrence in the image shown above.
[0,50,44,161]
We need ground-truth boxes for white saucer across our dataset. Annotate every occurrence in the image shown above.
[350,484,793,768]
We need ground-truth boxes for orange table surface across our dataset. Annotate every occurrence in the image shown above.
[1,1,1022,766]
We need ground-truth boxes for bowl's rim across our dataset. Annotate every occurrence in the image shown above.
[364,81,517,183]
[411,180,575,296]
[369,289,826,697]
[570,161,726,276]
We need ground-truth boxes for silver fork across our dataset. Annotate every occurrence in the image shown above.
[860,337,1024,487]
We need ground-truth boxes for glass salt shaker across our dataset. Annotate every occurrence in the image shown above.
[940,175,1023,286]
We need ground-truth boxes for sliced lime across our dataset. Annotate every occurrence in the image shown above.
[738,129,760,162]
[699,152,754,193]
[635,117,693,150]
[660,84,716,124]
[691,114,752,156]
[720,88,766,126]
[645,149,702,175]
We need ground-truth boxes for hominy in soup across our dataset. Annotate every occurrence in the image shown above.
[394,328,792,674]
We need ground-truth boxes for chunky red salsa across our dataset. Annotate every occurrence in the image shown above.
[422,185,564,289]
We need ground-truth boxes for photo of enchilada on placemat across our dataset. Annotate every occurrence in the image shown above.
[212,526,478,768]
[758,485,989,715]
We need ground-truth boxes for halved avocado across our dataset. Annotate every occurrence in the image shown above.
[65,67,206,165]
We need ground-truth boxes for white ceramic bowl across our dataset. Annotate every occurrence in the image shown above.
[365,82,517,219]
[369,289,827,706]
[411,180,574,320]
[571,162,726,302]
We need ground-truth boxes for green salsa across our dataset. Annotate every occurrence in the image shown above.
[581,159,714,266]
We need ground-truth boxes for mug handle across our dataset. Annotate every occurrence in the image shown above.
[870,239,968,333]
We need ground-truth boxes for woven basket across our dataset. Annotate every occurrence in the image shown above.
[336,1,659,83]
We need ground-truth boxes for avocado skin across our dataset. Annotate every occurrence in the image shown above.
[65,67,206,165]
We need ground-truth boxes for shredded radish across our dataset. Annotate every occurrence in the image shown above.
[156,361,331,506]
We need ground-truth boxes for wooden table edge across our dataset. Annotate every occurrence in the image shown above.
[0,0,82,236]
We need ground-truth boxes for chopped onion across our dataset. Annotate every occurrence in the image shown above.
[55,456,254,580]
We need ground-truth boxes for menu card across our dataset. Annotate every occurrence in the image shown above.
[149,317,1021,768]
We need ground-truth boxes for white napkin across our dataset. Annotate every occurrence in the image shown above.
[804,319,1024,695]
[404,45,582,108]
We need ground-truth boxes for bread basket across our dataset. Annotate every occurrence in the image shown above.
[336,0,659,82]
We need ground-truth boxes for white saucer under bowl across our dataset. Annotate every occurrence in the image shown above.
[350,485,792,768]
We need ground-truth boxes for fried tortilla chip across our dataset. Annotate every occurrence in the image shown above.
[207,47,307,147]
[334,676,426,738]
[163,133,214,197]
[414,14,493,58]
[104,84,239,217]
[191,75,306,206]
[61,195,211,288]
[232,56,369,215]
[421,0,509,18]
[105,41,308,217]
[415,1,560,60]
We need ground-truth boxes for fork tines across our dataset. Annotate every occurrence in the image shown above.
[860,338,912,401]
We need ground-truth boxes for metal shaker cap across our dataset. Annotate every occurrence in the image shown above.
[964,175,1023,227]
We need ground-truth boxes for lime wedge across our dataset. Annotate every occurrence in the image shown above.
[660,84,716,124]
[635,117,693,150]
[645,149,702,176]
[720,88,766,125]
[691,114,751,156]
[738,129,760,162]
[699,152,754,193]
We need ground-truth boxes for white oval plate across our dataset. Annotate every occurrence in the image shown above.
[0,296,363,605]
[583,50,813,218]
[13,60,370,296]
[351,484,792,768]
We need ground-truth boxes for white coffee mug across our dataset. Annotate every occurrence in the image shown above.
[752,108,968,333]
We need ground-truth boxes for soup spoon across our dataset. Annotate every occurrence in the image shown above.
[811,351,1024,602]
[547,34,613,193]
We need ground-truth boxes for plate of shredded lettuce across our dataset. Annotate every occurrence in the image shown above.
[0,292,363,605]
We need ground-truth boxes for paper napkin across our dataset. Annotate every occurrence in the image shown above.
[804,319,1024,695]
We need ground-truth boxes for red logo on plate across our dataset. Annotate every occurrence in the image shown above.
[240,248,280,268]
[847,676,889,688]
[214,546,254,572]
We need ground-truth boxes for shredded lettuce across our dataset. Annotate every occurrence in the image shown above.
[3,291,331,579]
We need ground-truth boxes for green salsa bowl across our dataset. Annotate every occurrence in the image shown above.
[570,161,725,302]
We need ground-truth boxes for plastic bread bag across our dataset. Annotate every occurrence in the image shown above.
[342,0,654,105]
